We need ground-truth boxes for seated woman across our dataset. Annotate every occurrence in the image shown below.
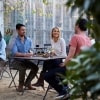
[32,27,66,89]
[0,31,6,74]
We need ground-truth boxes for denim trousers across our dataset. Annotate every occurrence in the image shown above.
[44,65,67,94]
[11,60,38,86]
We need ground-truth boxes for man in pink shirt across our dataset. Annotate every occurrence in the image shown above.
[44,18,91,100]
[63,18,91,66]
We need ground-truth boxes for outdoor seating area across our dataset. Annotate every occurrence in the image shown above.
[0,0,100,100]
[0,51,57,100]
[0,68,57,100]
[0,46,67,100]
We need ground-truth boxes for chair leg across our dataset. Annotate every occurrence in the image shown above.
[0,70,3,80]
[1,68,11,78]
[0,66,7,79]
[8,70,18,89]
[43,85,50,100]
[0,61,9,78]
[0,73,2,80]
[36,60,41,80]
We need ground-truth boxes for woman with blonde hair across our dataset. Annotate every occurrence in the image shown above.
[51,27,66,56]
[32,27,66,89]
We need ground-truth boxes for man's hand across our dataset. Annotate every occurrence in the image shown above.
[60,46,76,67]
[24,53,33,57]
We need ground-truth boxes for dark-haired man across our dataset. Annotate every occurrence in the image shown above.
[11,23,38,92]
[63,18,91,65]
[64,19,91,65]
[44,19,92,100]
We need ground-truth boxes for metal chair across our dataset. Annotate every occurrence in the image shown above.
[8,58,39,90]
[0,60,10,80]
[8,58,21,89]
[43,84,51,100]
[44,44,51,49]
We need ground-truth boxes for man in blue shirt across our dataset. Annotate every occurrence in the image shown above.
[11,24,38,92]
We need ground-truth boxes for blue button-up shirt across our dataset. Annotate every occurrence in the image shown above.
[0,38,6,61]
[12,36,33,56]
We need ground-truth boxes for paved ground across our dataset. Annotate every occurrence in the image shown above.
[0,68,57,100]
[0,66,84,100]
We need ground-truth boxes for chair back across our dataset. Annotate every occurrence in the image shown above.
[66,46,69,55]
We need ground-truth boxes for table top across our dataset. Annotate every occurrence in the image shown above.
[9,56,66,61]
[34,47,47,49]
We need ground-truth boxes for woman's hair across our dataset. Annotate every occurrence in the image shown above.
[51,27,61,40]
[0,31,2,41]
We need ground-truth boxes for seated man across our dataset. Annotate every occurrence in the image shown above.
[11,23,38,92]
[44,18,92,100]
[0,31,6,75]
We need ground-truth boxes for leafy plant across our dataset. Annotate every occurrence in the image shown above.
[63,0,100,99]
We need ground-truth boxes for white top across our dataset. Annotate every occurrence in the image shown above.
[51,38,66,56]
[91,39,95,45]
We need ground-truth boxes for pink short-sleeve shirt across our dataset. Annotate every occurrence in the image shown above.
[69,34,91,56]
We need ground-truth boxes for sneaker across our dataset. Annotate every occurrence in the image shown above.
[64,85,71,92]
[62,93,70,100]
[54,93,70,100]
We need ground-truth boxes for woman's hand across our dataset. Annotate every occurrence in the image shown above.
[59,62,65,67]
[50,52,56,56]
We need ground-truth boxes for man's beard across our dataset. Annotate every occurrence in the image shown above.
[20,35,24,37]
[20,33,25,37]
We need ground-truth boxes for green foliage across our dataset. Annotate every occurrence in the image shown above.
[64,0,100,99]
[4,1,24,15]
[43,0,48,5]
[65,44,100,99]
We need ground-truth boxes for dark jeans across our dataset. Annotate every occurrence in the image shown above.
[44,66,67,95]
[42,59,62,73]
[11,60,38,86]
